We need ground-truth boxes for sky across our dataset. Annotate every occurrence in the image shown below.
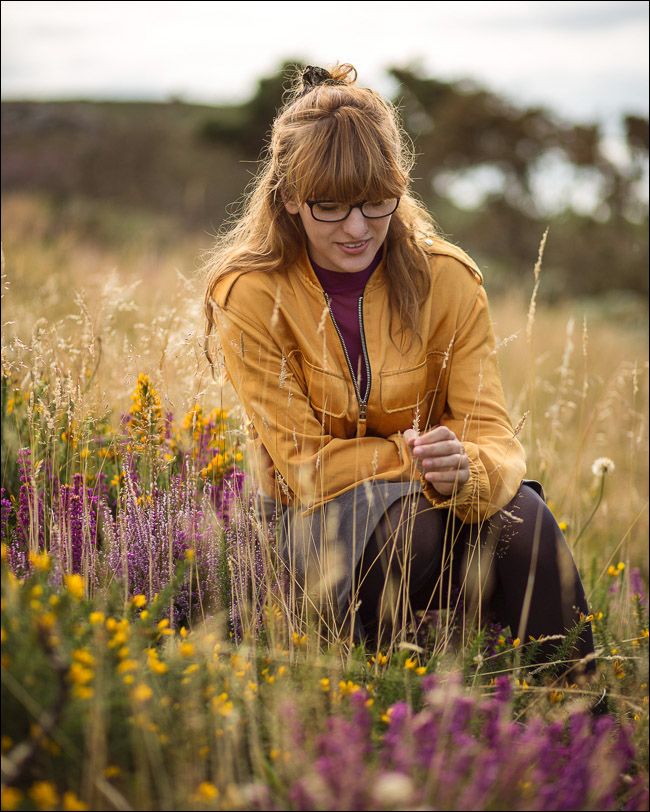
[1,0,649,131]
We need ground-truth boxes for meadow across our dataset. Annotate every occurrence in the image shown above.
[1,192,648,811]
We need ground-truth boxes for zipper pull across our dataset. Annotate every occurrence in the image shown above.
[359,402,367,420]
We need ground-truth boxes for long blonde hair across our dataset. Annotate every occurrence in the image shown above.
[203,63,439,356]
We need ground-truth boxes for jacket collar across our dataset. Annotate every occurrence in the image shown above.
[293,244,387,296]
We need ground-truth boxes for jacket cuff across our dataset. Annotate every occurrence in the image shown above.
[418,452,490,522]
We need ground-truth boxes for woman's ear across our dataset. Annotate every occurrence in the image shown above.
[284,200,300,215]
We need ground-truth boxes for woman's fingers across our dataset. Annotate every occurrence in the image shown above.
[412,440,461,460]
[421,453,465,470]
[424,469,463,483]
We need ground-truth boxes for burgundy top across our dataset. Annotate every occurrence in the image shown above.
[310,247,383,403]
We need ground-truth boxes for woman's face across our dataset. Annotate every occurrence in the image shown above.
[285,200,391,273]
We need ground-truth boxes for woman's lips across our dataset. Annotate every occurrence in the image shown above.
[336,239,371,255]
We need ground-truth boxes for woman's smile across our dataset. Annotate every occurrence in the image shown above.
[284,201,390,273]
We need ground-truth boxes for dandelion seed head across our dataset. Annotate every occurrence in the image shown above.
[591,457,615,476]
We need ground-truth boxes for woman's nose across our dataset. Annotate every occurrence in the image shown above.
[342,207,370,238]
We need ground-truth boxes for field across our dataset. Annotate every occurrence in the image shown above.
[1,192,648,811]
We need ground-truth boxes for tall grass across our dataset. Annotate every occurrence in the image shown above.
[1,193,648,810]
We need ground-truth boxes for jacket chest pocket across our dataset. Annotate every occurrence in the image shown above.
[302,359,350,419]
[379,352,446,415]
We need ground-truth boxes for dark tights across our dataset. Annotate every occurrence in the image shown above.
[355,484,596,675]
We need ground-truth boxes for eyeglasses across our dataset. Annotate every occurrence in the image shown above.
[305,198,400,222]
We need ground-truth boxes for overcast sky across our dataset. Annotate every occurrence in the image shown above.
[1,0,648,130]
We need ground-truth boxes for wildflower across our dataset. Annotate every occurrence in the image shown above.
[29,781,59,810]
[211,693,233,717]
[157,618,174,636]
[62,791,89,811]
[381,707,394,724]
[68,662,94,686]
[131,594,147,608]
[36,612,57,630]
[103,766,121,778]
[64,574,84,601]
[403,657,417,670]
[72,649,95,667]
[415,666,427,675]
[116,659,139,675]
[320,678,330,692]
[338,680,360,695]
[371,652,388,666]
[591,457,615,476]
[131,683,153,702]
[613,660,625,680]
[549,689,563,704]
[292,631,307,648]
[607,565,620,577]
[512,637,520,647]
[28,550,51,572]
[195,782,219,802]
[180,642,195,658]
[1,787,23,811]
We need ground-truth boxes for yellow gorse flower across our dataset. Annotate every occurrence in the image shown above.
[128,374,165,449]
[64,574,84,601]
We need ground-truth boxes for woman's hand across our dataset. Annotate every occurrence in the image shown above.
[403,426,470,497]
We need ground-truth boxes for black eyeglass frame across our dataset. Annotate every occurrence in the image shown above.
[305,198,400,222]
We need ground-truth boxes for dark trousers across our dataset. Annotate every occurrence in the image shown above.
[355,483,596,677]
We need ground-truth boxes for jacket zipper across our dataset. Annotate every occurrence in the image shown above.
[324,292,371,420]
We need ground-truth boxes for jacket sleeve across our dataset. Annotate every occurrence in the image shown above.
[419,282,527,522]
[213,293,418,515]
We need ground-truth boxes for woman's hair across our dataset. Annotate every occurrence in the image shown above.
[203,63,439,358]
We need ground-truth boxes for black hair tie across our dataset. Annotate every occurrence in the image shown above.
[297,65,344,98]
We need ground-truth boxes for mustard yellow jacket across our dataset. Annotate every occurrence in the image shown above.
[212,238,526,522]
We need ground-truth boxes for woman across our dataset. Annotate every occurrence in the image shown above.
[204,64,595,677]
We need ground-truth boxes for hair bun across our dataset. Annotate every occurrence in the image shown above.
[294,63,357,99]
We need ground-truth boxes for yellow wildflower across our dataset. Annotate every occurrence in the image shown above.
[68,662,94,685]
[180,642,195,658]
[72,649,95,667]
[196,782,219,802]
[62,791,89,811]
[64,574,84,601]
[116,659,138,675]
[1,787,23,811]
[292,631,307,648]
[131,594,147,608]
[211,693,233,717]
[403,657,417,670]
[131,683,153,702]
[29,551,51,572]
[338,680,360,695]
[320,678,331,692]
[29,780,59,810]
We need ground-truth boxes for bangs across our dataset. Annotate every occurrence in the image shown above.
[288,111,407,204]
